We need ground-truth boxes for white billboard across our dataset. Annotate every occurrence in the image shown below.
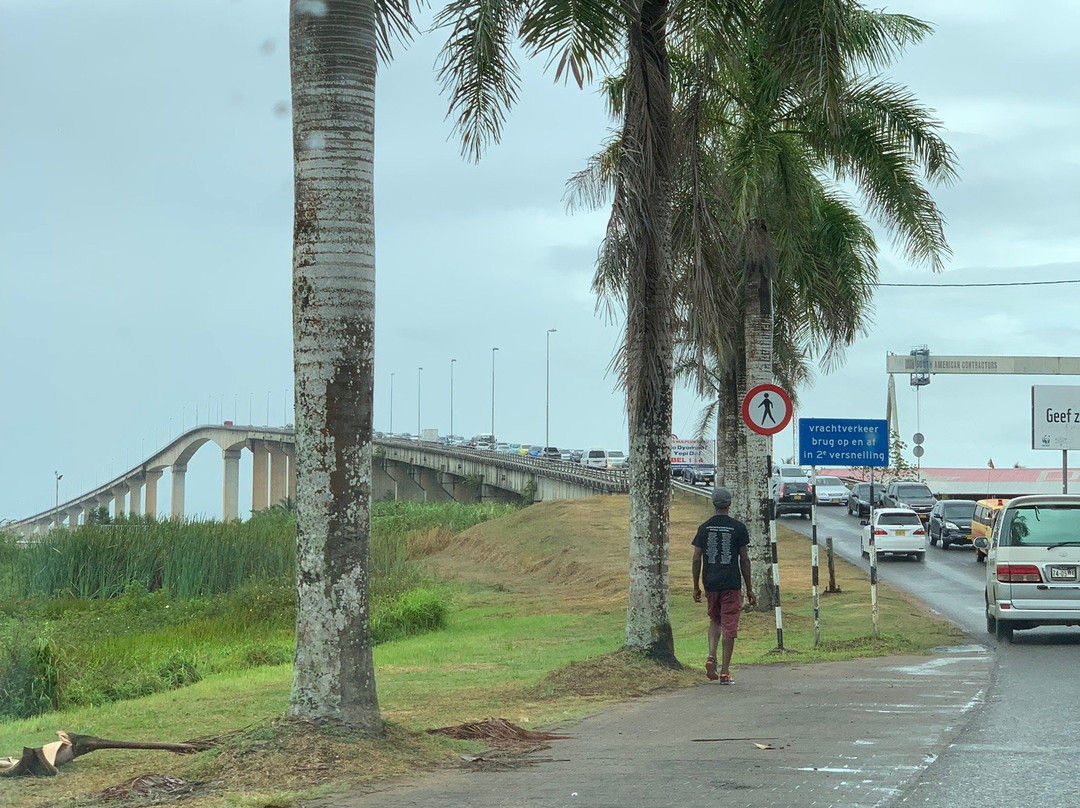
[670,439,715,466]
[1032,386,1080,450]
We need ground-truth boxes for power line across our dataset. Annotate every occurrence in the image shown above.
[878,278,1080,288]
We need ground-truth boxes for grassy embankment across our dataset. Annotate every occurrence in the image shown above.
[0,491,965,808]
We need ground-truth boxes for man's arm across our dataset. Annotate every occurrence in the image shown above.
[739,545,756,607]
[692,546,703,602]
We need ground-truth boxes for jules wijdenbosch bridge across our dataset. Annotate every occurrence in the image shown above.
[9,425,630,534]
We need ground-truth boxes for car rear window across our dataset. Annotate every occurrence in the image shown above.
[1000,504,1080,547]
[942,501,976,516]
[817,477,844,486]
[878,513,921,525]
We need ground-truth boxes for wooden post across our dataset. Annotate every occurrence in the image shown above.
[826,536,841,593]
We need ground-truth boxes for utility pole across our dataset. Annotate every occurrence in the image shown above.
[54,471,63,527]
[491,347,499,439]
[546,328,557,447]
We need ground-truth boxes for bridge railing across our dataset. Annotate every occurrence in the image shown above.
[376,438,630,493]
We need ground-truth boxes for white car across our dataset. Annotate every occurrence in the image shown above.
[813,476,850,505]
[606,450,629,470]
[581,448,608,468]
[861,508,926,562]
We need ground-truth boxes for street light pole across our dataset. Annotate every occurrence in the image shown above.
[390,372,395,434]
[546,328,557,447]
[450,358,457,439]
[417,366,423,438]
[491,347,499,439]
[54,470,63,527]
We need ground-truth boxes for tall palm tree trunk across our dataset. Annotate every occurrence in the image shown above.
[622,0,677,666]
[741,219,776,609]
[288,0,382,735]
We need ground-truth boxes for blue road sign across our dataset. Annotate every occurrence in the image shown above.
[798,418,889,467]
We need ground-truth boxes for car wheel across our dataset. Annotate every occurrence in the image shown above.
[929,533,938,547]
[976,551,986,564]
[985,603,997,635]
[941,539,951,550]
[913,552,925,562]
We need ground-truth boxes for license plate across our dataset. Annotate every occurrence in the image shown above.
[895,529,906,536]
[1050,566,1077,581]
[793,494,803,500]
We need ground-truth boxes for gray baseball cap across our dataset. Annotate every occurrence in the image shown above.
[712,486,733,508]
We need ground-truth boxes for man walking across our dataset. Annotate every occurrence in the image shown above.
[692,486,755,683]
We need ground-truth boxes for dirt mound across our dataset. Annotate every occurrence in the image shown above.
[428,717,569,749]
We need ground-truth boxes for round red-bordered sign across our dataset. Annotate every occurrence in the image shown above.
[741,383,793,436]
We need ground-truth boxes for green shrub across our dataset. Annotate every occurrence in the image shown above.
[0,621,59,719]
[372,588,448,644]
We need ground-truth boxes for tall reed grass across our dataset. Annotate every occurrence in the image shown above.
[15,512,295,599]
[0,501,515,719]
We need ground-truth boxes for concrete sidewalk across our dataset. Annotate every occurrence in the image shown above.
[315,645,993,808]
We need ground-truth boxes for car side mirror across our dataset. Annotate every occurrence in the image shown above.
[973,537,989,549]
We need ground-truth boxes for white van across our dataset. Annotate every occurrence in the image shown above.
[581,448,608,469]
[977,495,1080,642]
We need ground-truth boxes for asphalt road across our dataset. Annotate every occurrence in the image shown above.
[785,505,1080,807]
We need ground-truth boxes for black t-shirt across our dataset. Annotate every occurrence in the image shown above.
[692,514,750,592]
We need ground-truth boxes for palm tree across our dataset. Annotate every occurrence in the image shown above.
[436,0,745,665]
[670,5,956,606]
[288,0,419,735]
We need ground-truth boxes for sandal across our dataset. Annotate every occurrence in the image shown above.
[718,672,734,685]
[705,657,719,681]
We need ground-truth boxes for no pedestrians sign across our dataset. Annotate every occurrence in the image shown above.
[741,383,792,436]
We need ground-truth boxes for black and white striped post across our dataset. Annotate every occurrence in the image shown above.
[767,452,784,650]
[810,465,820,647]
[869,466,879,637]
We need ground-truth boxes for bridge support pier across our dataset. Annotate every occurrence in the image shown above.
[223,449,242,521]
[481,483,518,505]
[171,463,187,519]
[382,459,427,502]
[251,440,269,512]
[144,470,162,518]
[127,478,142,516]
[66,507,81,528]
[269,443,288,508]
[417,468,454,502]
[372,461,397,502]
[112,484,128,520]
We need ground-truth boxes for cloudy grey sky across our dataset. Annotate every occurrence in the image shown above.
[3,0,1079,521]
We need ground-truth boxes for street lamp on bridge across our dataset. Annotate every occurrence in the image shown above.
[491,347,499,439]
[546,328,557,447]
[54,470,63,527]
[450,358,456,440]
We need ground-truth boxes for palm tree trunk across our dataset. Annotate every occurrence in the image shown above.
[288,0,382,735]
[622,0,677,666]
[741,219,776,610]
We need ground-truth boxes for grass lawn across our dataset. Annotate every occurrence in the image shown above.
[0,490,966,807]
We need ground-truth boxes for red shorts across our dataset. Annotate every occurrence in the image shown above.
[705,590,743,638]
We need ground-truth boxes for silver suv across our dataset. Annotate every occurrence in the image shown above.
[977,495,1080,642]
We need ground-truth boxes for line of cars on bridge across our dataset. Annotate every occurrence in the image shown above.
[377,432,632,471]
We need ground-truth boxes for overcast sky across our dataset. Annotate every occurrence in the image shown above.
[3,0,1079,522]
